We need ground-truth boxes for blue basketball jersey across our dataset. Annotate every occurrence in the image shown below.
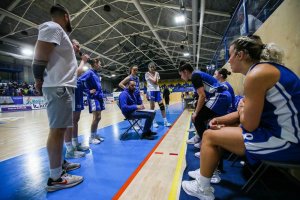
[223,81,235,112]
[129,75,142,105]
[192,71,231,115]
[242,62,300,164]
[129,75,140,91]
[79,69,104,100]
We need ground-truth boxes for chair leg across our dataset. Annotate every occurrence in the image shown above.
[242,162,270,193]
[231,155,240,166]
[218,157,224,172]
[129,119,142,138]
[121,119,143,140]
[227,153,235,161]
[121,125,134,139]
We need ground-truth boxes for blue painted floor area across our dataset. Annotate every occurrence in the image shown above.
[0,104,184,200]
[180,131,299,200]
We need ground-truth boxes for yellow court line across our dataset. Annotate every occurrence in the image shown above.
[168,111,192,200]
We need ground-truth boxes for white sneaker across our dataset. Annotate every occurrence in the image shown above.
[62,160,80,172]
[89,137,101,144]
[211,172,221,184]
[188,168,221,184]
[195,152,200,158]
[95,135,104,142]
[182,178,215,200]
[74,143,89,151]
[47,172,84,192]
[153,122,159,128]
[65,148,85,159]
[188,126,196,132]
[186,135,200,144]
[164,121,172,127]
[194,142,201,149]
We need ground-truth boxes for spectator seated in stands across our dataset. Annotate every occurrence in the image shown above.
[119,80,157,140]
[0,81,38,96]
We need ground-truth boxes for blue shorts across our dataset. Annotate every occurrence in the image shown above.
[88,98,105,113]
[242,127,300,165]
[74,84,84,112]
[148,91,162,102]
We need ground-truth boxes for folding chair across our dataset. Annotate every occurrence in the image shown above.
[242,160,300,193]
[116,100,143,140]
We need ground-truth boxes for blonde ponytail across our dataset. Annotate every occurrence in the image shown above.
[260,43,284,64]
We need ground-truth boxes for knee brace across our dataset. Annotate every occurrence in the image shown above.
[159,102,165,111]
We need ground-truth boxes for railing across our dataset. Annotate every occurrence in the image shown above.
[207,0,284,74]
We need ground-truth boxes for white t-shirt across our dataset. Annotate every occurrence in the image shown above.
[145,71,160,91]
[37,21,77,88]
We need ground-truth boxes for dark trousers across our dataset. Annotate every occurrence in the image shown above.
[164,97,170,105]
[194,106,217,140]
[128,110,156,133]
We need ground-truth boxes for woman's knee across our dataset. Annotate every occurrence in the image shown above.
[202,129,218,145]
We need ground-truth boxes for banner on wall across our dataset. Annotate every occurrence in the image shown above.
[0,96,24,105]
[0,105,32,112]
[23,96,47,109]
[12,97,24,105]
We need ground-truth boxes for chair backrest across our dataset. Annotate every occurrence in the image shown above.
[116,95,132,120]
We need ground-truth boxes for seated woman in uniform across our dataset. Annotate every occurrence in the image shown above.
[182,35,300,200]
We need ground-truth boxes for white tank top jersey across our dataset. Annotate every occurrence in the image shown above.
[37,21,77,88]
[145,71,160,91]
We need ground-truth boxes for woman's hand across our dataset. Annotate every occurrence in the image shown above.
[237,98,245,116]
[191,112,197,123]
[209,118,225,130]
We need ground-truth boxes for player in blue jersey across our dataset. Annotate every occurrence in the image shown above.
[79,58,105,145]
[178,63,232,147]
[214,68,236,113]
[63,39,90,159]
[182,35,300,200]
[118,65,142,105]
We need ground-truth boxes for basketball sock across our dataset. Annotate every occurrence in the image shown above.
[199,173,211,188]
[50,167,62,180]
[72,137,79,147]
[163,117,167,123]
[91,132,96,138]
[65,142,73,152]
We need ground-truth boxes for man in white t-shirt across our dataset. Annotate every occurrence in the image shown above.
[32,4,83,192]
[145,62,171,128]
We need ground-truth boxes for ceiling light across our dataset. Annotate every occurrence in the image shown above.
[21,48,33,56]
[183,52,190,57]
[111,74,116,77]
[175,15,185,23]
